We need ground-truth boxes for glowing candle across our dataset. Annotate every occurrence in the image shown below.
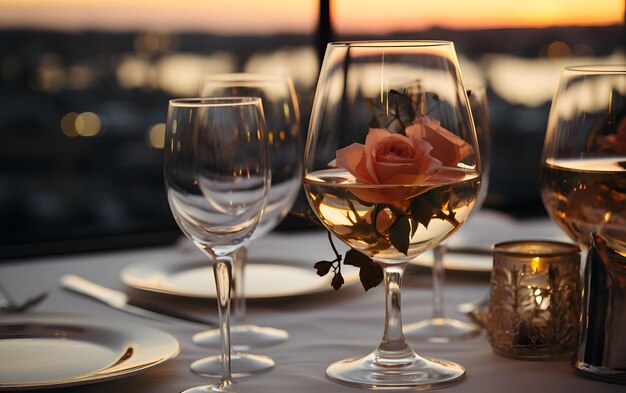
[488,240,581,359]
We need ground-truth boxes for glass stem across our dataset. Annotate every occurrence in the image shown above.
[377,263,414,361]
[213,256,234,385]
[232,247,247,325]
[432,245,446,319]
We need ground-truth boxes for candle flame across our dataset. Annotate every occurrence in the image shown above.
[531,256,541,272]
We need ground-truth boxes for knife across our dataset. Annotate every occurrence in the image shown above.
[60,274,216,326]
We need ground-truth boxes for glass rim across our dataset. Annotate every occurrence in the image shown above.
[168,97,262,107]
[492,240,580,258]
[562,64,626,74]
[328,40,453,48]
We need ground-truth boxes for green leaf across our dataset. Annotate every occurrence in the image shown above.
[410,199,434,229]
[343,249,383,291]
[389,216,410,255]
[359,262,384,291]
[424,188,448,207]
[344,249,372,268]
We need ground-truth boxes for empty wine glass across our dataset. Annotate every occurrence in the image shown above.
[405,85,490,343]
[194,74,301,351]
[164,97,271,392]
[304,41,482,389]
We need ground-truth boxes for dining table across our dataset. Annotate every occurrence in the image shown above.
[0,210,623,393]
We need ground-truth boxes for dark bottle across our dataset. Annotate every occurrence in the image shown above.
[574,234,626,384]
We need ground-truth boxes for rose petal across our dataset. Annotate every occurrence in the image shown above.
[383,173,432,185]
[374,161,435,184]
[336,143,364,172]
[364,208,395,233]
[355,154,377,183]
[365,128,394,145]
[407,117,474,166]
[336,143,369,181]
[373,140,441,184]
[597,134,626,154]
[374,134,419,163]
[363,128,396,183]
[429,166,469,182]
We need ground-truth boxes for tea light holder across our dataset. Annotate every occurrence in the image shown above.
[488,240,581,359]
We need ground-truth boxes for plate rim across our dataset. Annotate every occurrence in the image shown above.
[120,255,359,300]
[409,249,492,272]
[0,313,179,391]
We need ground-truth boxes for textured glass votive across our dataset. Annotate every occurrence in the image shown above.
[488,240,581,359]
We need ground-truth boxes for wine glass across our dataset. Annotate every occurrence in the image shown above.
[405,85,490,343]
[540,65,626,254]
[164,97,272,392]
[194,74,301,350]
[303,41,482,389]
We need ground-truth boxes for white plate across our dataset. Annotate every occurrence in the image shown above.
[0,314,179,391]
[407,210,568,272]
[410,249,492,272]
[121,255,359,300]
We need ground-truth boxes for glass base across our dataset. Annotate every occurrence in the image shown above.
[182,381,235,393]
[193,324,288,349]
[191,352,274,377]
[574,360,626,385]
[404,317,481,343]
[326,349,465,390]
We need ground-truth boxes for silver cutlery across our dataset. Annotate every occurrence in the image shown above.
[456,296,489,314]
[457,296,489,328]
[60,274,216,326]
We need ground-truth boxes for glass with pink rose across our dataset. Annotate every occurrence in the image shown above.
[303,41,482,389]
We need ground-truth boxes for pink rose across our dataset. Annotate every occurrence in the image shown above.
[337,128,442,185]
[335,128,442,203]
[406,116,474,167]
[597,117,626,154]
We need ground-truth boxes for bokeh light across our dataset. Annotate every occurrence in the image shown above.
[547,41,572,59]
[75,112,102,137]
[147,123,166,149]
[60,112,78,137]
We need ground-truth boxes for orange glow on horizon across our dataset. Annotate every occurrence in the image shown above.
[333,0,623,33]
[0,0,621,34]
[0,0,318,34]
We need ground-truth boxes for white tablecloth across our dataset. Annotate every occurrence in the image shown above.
[1,211,622,393]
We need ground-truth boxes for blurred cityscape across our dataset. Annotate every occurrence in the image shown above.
[0,23,623,257]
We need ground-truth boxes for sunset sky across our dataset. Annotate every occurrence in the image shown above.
[0,0,622,34]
